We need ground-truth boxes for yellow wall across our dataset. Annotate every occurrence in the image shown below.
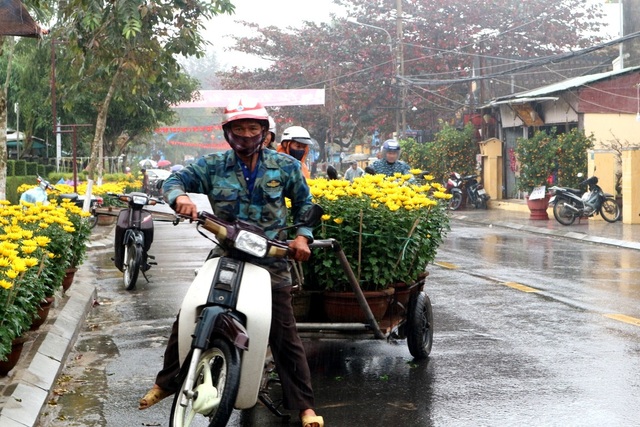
[583,113,640,148]
[621,147,640,224]
[479,138,503,200]
[587,150,616,222]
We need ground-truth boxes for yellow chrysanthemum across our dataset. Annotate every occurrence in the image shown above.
[333,218,344,225]
[0,279,12,289]
[23,257,39,268]
[321,214,331,221]
[5,269,19,279]
[35,236,51,247]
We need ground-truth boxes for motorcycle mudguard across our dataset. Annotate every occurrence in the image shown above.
[451,188,462,195]
[139,210,154,250]
[178,257,272,409]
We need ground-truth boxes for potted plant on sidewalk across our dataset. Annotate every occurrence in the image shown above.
[515,128,594,220]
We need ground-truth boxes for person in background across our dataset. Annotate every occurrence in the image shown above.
[344,160,364,182]
[326,165,338,180]
[371,138,411,176]
[263,116,277,150]
[140,168,149,194]
[138,98,323,427]
[278,126,313,179]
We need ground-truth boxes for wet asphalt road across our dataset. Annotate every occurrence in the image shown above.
[37,200,640,427]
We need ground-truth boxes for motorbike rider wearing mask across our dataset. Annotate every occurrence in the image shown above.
[263,115,277,150]
[139,98,324,427]
[277,125,312,179]
[371,138,411,177]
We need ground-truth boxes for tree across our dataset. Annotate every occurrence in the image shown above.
[56,0,235,179]
[217,0,604,156]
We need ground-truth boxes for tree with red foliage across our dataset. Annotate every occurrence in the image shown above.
[218,0,604,161]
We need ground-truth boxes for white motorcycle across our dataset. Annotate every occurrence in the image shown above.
[170,206,323,427]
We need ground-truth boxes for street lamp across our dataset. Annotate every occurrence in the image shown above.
[347,17,401,138]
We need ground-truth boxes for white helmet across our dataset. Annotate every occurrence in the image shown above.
[281,126,312,145]
[382,139,400,151]
[221,98,269,127]
[268,116,276,134]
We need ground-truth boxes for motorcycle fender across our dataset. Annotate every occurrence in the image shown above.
[192,307,249,351]
[177,259,272,410]
[548,195,556,206]
[451,188,462,195]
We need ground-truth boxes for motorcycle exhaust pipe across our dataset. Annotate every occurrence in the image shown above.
[561,202,580,213]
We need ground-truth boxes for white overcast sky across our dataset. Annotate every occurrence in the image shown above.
[205,0,619,71]
[205,0,347,70]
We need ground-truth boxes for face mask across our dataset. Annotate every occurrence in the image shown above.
[289,148,306,161]
[226,131,264,157]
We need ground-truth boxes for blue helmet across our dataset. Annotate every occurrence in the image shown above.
[382,139,400,151]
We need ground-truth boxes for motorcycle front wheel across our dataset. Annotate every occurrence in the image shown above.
[600,198,621,223]
[553,199,577,226]
[448,193,462,210]
[170,339,241,427]
[123,242,141,290]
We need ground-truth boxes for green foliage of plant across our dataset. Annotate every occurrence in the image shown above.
[0,201,88,360]
[307,175,450,291]
[516,128,595,193]
[402,123,479,182]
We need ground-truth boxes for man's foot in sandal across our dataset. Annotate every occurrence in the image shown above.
[138,384,173,410]
[300,409,324,427]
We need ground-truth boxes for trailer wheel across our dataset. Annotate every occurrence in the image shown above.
[406,291,433,359]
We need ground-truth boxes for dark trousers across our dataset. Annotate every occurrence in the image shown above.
[155,285,315,411]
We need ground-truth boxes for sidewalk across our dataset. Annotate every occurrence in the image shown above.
[0,226,114,427]
[451,199,640,251]
[0,200,638,426]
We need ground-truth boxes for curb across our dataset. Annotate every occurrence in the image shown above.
[0,271,97,427]
[450,213,640,251]
[0,226,113,427]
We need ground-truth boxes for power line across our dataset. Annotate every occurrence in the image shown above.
[402,31,640,86]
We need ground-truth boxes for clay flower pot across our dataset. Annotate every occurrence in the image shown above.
[30,296,56,331]
[323,288,395,323]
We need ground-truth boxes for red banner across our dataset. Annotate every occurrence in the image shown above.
[155,125,221,133]
[167,140,230,150]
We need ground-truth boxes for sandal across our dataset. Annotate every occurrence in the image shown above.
[138,384,173,410]
[301,414,324,427]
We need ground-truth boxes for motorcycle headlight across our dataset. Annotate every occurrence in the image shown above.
[235,230,268,257]
[132,195,148,205]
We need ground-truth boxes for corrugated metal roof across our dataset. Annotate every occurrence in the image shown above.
[491,66,640,104]
[0,0,44,38]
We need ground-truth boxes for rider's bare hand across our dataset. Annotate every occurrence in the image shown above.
[289,235,311,262]
[174,195,198,221]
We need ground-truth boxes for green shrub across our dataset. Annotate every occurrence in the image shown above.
[14,160,27,176]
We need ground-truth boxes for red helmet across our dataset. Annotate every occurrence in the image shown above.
[221,98,269,126]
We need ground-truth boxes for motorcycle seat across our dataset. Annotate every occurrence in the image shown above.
[565,188,583,195]
[58,193,80,201]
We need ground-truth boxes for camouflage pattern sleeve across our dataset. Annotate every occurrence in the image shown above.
[162,155,217,208]
[273,153,314,242]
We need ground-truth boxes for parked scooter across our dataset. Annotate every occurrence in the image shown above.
[110,192,175,290]
[19,176,56,205]
[169,205,323,427]
[549,175,620,225]
[446,173,489,210]
[20,176,103,227]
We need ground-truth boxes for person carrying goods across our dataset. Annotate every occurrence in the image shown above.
[371,138,411,177]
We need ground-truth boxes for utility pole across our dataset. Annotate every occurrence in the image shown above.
[397,0,405,138]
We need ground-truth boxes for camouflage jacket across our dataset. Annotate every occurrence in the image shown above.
[163,149,314,241]
[371,159,411,176]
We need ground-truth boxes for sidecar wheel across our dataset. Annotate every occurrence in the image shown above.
[553,200,576,226]
[600,198,620,223]
[406,291,433,360]
[170,339,241,427]
[123,243,141,290]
